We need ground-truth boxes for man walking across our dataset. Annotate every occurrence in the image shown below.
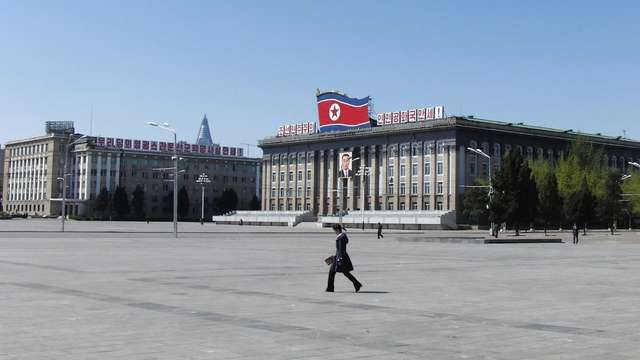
[572,223,579,244]
[377,222,384,239]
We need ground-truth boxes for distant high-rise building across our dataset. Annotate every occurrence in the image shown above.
[196,114,213,146]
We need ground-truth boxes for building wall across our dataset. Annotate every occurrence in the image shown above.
[260,117,640,220]
[3,135,261,219]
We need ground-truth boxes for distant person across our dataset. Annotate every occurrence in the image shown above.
[377,222,384,239]
[239,218,243,226]
[572,223,579,244]
[326,224,362,293]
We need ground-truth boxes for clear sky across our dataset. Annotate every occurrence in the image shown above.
[1,1,639,154]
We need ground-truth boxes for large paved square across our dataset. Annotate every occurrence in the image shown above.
[1,220,639,359]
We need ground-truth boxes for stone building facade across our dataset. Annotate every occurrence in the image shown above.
[3,132,260,219]
[258,116,640,220]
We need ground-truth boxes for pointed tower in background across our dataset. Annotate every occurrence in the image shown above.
[196,114,213,145]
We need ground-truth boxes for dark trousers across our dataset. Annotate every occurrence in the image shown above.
[573,233,579,244]
[327,270,361,291]
[377,232,383,239]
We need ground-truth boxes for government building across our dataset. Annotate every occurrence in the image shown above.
[258,115,640,227]
[2,118,261,219]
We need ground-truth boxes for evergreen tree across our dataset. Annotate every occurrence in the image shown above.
[249,194,260,210]
[490,151,537,235]
[177,186,190,219]
[462,179,490,226]
[219,188,239,214]
[599,170,623,234]
[533,169,562,235]
[564,176,595,232]
[112,186,130,219]
[94,187,111,218]
[132,185,146,220]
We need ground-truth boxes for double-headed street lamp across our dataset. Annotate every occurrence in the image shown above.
[148,122,179,238]
[57,134,87,232]
[354,159,371,230]
[466,147,494,235]
[196,173,211,225]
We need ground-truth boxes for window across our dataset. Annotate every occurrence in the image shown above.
[411,182,418,195]
[400,165,406,177]
[437,182,443,194]
[424,162,431,176]
[387,202,394,210]
[288,171,293,181]
[437,162,443,175]
[424,182,430,194]
[437,143,444,154]
[412,146,418,156]
[411,202,418,210]
[388,178,395,194]
[307,170,311,181]
[424,201,430,210]
[388,165,394,175]
[297,171,302,181]
[305,203,310,211]
[296,187,301,197]
[279,188,284,197]
[280,172,285,182]
[305,187,311,197]
[400,183,406,195]
[411,163,418,176]
[399,202,406,210]
[436,201,443,210]
[272,172,276,182]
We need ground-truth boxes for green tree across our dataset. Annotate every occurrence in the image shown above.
[556,139,607,202]
[112,186,130,219]
[94,187,111,218]
[249,194,260,210]
[564,176,595,232]
[622,171,640,219]
[491,151,537,235]
[131,185,146,220]
[462,178,489,226]
[531,160,562,235]
[177,186,190,219]
[598,170,623,234]
[219,188,239,214]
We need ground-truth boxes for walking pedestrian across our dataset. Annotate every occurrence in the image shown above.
[326,224,362,293]
[572,223,579,244]
[377,222,384,239]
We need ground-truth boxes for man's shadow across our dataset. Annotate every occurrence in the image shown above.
[333,290,390,294]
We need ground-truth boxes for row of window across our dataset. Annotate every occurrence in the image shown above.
[9,143,49,157]
[4,203,46,213]
[388,161,442,177]
[387,181,443,195]
[272,170,313,183]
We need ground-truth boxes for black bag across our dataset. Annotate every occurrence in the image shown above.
[324,256,335,265]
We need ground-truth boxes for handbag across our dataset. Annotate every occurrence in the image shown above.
[324,255,335,265]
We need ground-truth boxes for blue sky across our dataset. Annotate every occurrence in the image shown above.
[1,1,639,154]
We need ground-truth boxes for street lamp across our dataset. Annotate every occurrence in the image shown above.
[196,173,211,225]
[355,159,371,230]
[467,147,494,235]
[59,134,87,232]
[629,161,640,170]
[148,121,178,238]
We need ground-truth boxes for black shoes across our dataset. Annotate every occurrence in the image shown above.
[325,288,334,292]
[355,283,362,293]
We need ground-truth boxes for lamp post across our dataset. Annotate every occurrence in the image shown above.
[196,173,211,225]
[58,134,87,232]
[148,122,178,238]
[467,147,493,235]
[355,162,371,230]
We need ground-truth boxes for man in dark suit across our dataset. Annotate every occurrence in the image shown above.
[338,153,353,178]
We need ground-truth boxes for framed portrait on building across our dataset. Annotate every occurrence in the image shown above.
[338,152,353,178]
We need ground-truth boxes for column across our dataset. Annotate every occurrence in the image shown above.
[394,145,400,209]
[430,142,437,210]
[114,153,121,187]
[443,144,451,210]
[96,153,102,192]
[105,153,112,191]
[369,145,377,210]
[261,158,267,210]
[449,144,457,211]
[318,150,326,215]
[404,144,411,209]
[348,147,356,211]
[84,153,92,200]
[73,155,81,199]
[359,145,366,211]
[418,141,424,210]
[327,149,335,214]
[380,145,387,210]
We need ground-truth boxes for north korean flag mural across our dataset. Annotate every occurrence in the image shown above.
[317,91,371,132]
